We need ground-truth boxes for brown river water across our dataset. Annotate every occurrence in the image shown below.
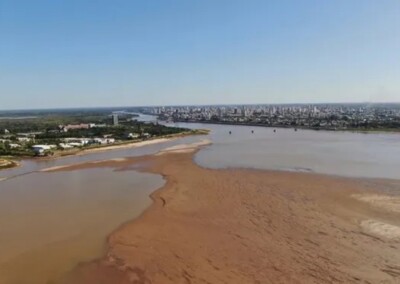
[0,169,164,284]
[1,118,400,283]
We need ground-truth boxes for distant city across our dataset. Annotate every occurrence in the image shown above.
[141,103,400,131]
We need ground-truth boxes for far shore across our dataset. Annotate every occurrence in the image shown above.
[169,119,400,134]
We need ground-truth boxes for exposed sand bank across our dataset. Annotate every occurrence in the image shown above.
[155,139,211,155]
[54,146,400,283]
[40,158,129,172]
[36,130,206,162]
[353,193,400,214]
[41,141,210,173]
[360,220,400,241]
[0,159,19,171]
[77,138,172,155]
[66,130,209,156]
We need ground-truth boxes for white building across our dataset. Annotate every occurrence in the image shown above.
[9,144,21,149]
[17,137,32,143]
[59,143,74,150]
[125,133,140,139]
[93,138,115,145]
[32,145,56,155]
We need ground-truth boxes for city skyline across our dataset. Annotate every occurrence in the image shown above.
[1,0,400,109]
[2,101,400,112]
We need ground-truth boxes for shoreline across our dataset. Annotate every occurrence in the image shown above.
[4,130,208,166]
[0,159,19,171]
[46,130,207,159]
[53,143,400,284]
[39,140,211,173]
[70,130,209,156]
[168,119,400,134]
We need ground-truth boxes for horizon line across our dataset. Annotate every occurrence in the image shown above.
[1,101,400,112]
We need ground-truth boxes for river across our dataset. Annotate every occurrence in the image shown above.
[1,115,400,283]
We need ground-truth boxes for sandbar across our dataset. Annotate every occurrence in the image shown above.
[50,142,400,284]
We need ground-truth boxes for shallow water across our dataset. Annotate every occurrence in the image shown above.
[166,122,400,179]
[0,135,201,180]
[0,168,164,284]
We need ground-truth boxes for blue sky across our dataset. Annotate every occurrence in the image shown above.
[1,0,399,109]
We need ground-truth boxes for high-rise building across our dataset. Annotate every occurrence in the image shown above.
[112,114,119,126]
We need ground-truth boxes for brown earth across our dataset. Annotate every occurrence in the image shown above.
[58,149,400,284]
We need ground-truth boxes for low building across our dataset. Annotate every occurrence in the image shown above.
[59,143,74,150]
[32,145,56,155]
[60,124,91,132]
[93,138,115,145]
[125,133,140,139]
[17,132,42,138]
[68,142,83,147]
[9,143,21,149]
[63,138,90,146]
[17,137,32,143]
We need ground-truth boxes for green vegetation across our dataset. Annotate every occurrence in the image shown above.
[0,111,117,133]
[0,110,192,158]
[0,142,35,157]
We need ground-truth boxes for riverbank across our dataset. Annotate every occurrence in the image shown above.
[54,129,209,157]
[22,129,209,162]
[53,144,400,283]
[169,119,400,133]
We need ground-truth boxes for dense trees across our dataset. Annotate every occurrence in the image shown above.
[0,112,189,157]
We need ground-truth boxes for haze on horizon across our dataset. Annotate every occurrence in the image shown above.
[1,0,399,110]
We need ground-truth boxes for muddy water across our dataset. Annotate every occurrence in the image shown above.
[166,122,400,179]
[1,118,400,283]
[0,130,207,284]
[0,168,164,284]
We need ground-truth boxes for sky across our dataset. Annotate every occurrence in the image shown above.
[1,0,400,109]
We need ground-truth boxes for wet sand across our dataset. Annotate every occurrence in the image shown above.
[55,131,208,157]
[0,159,19,170]
[48,143,400,284]
[38,137,176,160]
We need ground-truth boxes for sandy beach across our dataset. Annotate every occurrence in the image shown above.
[71,130,208,156]
[77,138,172,154]
[0,137,175,173]
[28,130,209,163]
[45,142,400,284]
